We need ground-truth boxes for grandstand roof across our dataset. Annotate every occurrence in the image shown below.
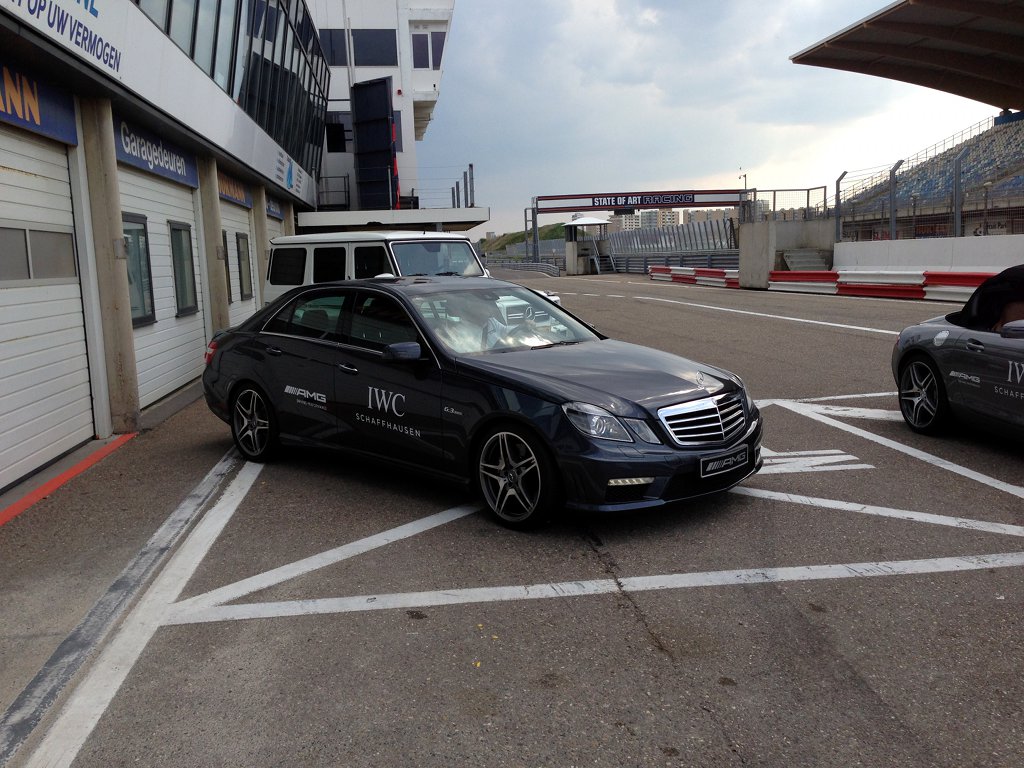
[791,0,1024,111]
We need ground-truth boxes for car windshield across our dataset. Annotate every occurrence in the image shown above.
[391,241,485,277]
[411,286,599,354]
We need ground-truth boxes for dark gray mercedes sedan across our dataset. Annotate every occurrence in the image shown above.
[892,265,1024,435]
[203,276,762,528]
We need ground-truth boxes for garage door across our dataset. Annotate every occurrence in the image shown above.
[221,200,258,328]
[119,167,207,408]
[0,124,94,491]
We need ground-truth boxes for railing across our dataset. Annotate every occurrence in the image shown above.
[484,260,561,277]
[744,188,829,222]
[615,251,740,274]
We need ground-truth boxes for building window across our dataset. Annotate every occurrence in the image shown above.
[325,111,351,152]
[237,232,253,300]
[169,222,198,315]
[412,30,446,70]
[351,29,397,66]
[319,28,348,66]
[0,228,77,282]
[138,0,170,31]
[0,227,29,281]
[222,230,232,303]
[123,214,156,326]
[169,0,197,54]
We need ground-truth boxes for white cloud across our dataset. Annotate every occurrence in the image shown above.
[417,0,997,235]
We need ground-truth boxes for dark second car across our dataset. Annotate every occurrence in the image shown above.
[892,264,1024,435]
[203,277,763,528]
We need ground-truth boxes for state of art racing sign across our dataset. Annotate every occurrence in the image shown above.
[535,189,746,214]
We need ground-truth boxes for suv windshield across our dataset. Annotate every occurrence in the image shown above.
[391,240,485,277]
[412,285,599,354]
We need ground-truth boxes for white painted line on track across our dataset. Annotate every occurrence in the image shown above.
[793,392,897,403]
[164,552,1024,626]
[0,449,241,766]
[772,399,1024,500]
[634,295,899,336]
[732,487,1024,538]
[168,503,479,617]
[22,461,265,768]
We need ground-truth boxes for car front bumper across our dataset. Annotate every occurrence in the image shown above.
[558,415,763,513]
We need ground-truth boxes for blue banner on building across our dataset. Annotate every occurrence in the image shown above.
[114,115,199,188]
[266,197,284,220]
[0,62,78,145]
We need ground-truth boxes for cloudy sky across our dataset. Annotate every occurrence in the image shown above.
[416,0,995,236]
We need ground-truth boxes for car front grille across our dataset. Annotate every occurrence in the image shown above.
[657,391,746,447]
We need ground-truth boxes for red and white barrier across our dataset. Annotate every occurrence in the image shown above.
[649,266,739,288]
[765,270,992,302]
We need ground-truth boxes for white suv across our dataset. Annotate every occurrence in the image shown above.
[263,231,486,304]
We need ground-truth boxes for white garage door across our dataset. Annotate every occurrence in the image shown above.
[0,124,94,491]
[221,200,258,327]
[119,167,207,408]
[266,214,284,243]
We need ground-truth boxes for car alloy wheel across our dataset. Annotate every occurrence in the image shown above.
[232,385,276,461]
[898,357,949,434]
[477,427,553,528]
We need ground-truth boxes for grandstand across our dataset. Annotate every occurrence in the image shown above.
[839,113,1024,240]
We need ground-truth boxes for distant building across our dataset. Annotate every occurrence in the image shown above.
[610,209,678,231]
[304,0,487,232]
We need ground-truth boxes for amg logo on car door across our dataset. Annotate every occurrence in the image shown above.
[368,386,406,417]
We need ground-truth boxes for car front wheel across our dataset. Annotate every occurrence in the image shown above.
[898,356,950,434]
[477,425,557,528]
[231,384,277,461]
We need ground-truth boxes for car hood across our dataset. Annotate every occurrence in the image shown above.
[454,339,738,416]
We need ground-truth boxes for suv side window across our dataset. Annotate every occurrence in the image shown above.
[354,245,390,278]
[313,246,347,283]
[268,247,306,285]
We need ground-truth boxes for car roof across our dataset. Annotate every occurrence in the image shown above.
[269,231,473,246]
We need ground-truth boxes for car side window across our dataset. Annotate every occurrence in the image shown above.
[264,293,348,342]
[349,293,419,351]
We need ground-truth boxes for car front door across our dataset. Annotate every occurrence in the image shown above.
[954,324,1024,426]
[334,290,445,469]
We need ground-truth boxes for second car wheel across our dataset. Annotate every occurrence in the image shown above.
[477,425,558,529]
[231,383,278,461]
[898,355,950,434]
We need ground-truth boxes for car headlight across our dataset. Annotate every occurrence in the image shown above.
[562,402,633,442]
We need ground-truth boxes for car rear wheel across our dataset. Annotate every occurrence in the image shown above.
[231,384,277,461]
[898,356,950,434]
[477,425,557,529]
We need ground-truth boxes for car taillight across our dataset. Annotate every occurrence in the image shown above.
[204,339,218,366]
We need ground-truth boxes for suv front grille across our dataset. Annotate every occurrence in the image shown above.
[657,392,746,447]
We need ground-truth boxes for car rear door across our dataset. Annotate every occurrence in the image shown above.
[333,290,445,468]
[257,290,349,444]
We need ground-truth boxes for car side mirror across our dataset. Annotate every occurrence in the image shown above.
[382,341,422,362]
[1000,319,1024,339]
